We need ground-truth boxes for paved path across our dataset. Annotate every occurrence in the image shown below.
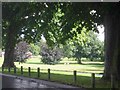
[0,73,86,90]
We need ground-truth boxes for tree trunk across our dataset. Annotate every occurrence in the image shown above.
[77,58,82,64]
[102,7,120,81]
[102,14,112,80]
[2,25,17,67]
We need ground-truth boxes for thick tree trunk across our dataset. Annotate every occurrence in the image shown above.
[102,7,120,81]
[102,14,112,80]
[2,25,17,67]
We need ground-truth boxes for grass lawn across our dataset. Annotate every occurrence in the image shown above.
[0,56,115,88]
[14,56,104,73]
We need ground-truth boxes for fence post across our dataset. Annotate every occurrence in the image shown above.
[37,68,40,78]
[21,66,23,75]
[14,67,16,74]
[91,73,95,88]
[8,67,10,73]
[2,67,4,72]
[48,69,50,80]
[28,67,31,77]
[73,70,77,84]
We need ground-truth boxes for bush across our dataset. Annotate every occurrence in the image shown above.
[14,41,30,63]
[41,45,62,65]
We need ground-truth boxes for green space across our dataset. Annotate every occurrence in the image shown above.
[1,2,120,89]
[0,57,113,88]
[0,57,104,73]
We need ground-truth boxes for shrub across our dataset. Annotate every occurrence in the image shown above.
[14,41,30,63]
[41,45,62,65]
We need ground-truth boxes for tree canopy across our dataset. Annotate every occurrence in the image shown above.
[2,2,120,81]
[2,2,109,47]
[2,2,103,67]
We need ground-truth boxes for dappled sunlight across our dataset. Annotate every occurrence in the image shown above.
[0,56,111,88]
[12,57,104,74]
[14,62,104,73]
[2,2,120,89]
[1,67,110,88]
[0,57,104,74]
[0,57,4,67]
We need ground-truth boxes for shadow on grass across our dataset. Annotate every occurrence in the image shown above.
[82,63,103,65]
[26,62,78,65]
[82,63,104,68]
[26,62,43,64]
[1,67,112,89]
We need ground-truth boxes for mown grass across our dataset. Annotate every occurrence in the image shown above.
[0,57,115,89]
[0,57,104,74]
[14,57,104,74]
[0,66,112,89]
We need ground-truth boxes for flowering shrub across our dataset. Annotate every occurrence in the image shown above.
[14,41,30,63]
[41,45,62,65]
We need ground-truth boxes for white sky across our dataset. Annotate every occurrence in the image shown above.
[97,25,104,41]
[41,34,46,42]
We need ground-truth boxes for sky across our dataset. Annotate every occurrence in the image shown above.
[41,34,46,42]
[97,25,104,42]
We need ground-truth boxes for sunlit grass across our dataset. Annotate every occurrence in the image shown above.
[0,57,113,88]
[12,57,104,73]
[0,67,112,88]
[0,56,104,74]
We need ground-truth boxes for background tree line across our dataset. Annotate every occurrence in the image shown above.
[13,29,104,65]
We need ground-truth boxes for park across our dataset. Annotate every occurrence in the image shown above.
[0,2,120,89]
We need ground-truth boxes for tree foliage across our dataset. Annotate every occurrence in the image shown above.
[41,43,62,65]
[2,2,106,48]
[2,2,57,67]
[29,43,40,56]
[64,29,104,63]
[84,31,104,61]
[2,2,120,81]
[14,41,30,63]
[61,42,74,59]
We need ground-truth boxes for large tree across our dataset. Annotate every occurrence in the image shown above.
[2,2,57,67]
[59,2,120,81]
[2,2,120,81]
[103,3,120,80]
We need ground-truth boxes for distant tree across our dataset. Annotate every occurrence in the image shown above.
[85,31,104,61]
[14,41,30,64]
[0,49,1,57]
[73,43,84,64]
[72,28,88,64]
[29,43,40,56]
[71,29,104,63]
[98,41,104,61]
[61,41,74,59]
[41,43,62,65]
